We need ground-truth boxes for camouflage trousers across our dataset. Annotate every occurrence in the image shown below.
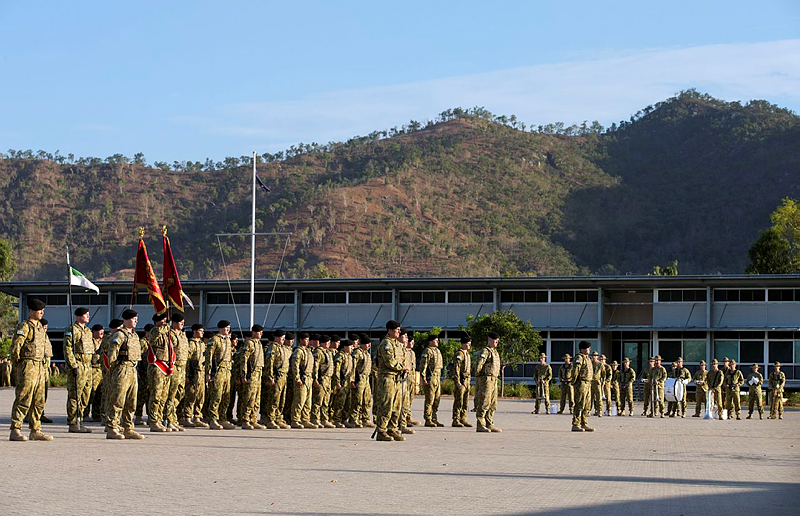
[475,375,498,428]
[452,381,469,423]
[147,365,171,424]
[604,384,612,413]
[725,388,741,417]
[84,366,103,419]
[642,383,651,414]
[331,384,351,424]
[620,385,634,414]
[591,381,602,415]
[748,387,763,415]
[11,359,46,431]
[423,376,442,423]
[559,383,574,414]
[262,375,288,423]
[135,369,149,418]
[534,382,549,414]
[101,367,112,421]
[311,377,332,423]
[207,365,231,422]
[572,380,591,427]
[66,361,92,425]
[709,387,723,416]
[242,368,262,425]
[694,388,708,416]
[183,369,205,419]
[350,379,371,424]
[611,384,620,413]
[770,389,784,418]
[375,373,403,433]
[291,378,313,423]
[165,362,186,425]
[649,384,665,416]
[403,377,418,425]
[108,362,137,432]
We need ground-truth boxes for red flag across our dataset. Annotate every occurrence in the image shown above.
[133,230,167,315]
[162,226,185,312]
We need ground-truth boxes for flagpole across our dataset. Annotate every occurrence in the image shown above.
[66,244,74,328]
[250,151,256,329]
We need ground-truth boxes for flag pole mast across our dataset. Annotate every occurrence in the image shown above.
[66,244,74,327]
[250,151,257,329]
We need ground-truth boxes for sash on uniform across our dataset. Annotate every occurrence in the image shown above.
[102,352,110,370]
[147,339,175,376]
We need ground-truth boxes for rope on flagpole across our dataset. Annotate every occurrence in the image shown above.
[216,234,245,339]
[261,234,291,329]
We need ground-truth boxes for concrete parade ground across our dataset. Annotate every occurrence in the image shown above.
[1,388,798,516]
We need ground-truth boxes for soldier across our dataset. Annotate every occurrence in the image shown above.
[374,320,409,441]
[238,325,266,429]
[403,331,420,427]
[533,353,552,415]
[290,332,316,428]
[165,313,189,431]
[640,357,654,416]
[350,336,374,428]
[768,362,785,420]
[706,359,724,418]
[649,355,667,418]
[64,307,94,433]
[609,360,621,415]
[205,320,235,430]
[311,335,335,428]
[101,319,122,428]
[746,363,764,419]
[619,357,636,416]
[134,323,153,426]
[666,361,679,417]
[0,357,10,387]
[568,341,593,431]
[323,335,340,426]
[182,323,208,428]
[261,330,291,429]
[674,357,691,418]
[85,323,104,422]
[331,339,355,428]
[420,333,444,427]
[725,359,744,420]
[38,318,54,424]
[105,309,145,440]
[474,332,502,433]
[146,312,171,432]
[692,360,708,417]
[590,352,602,417]
[396,331,415,435]
[601,355,612,416]
[9,298,52,441]
[281,332,296,425]
[721,357,731,403]
[227,335,241,424]
[451,335,472,427]
[558,354,574,414]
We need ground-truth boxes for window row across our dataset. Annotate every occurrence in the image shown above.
[657,289,707,302]
[500,290,599,303]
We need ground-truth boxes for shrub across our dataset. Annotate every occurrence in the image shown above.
[49,372,67,388]
[502,383,532,398]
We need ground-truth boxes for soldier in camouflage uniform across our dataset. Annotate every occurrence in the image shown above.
[227,335,242,424]
[331,339,355,427]
[105,309,145,440]
[533,353,552,415]
[674,357,691,417]
[648,355,667,418]
[85,323,104,422]
[451,335,472,427]
[133,323,153,426]
[720,357,731,408]
[706,359,724,418]
[205,320,235,430]
[101,319,122,429]
[290,332,316,428]
[640,357,654,416]
[404,332,420,427]
[590,352,603,417]
[263,330,292,429]
[666,361,679,417]
[238,325,265,429]
[619,357,636,416]
[746,363,764,419]
[64,307,94,433]
[350,337,374,427]
[558,354,574,415]
[165,313,189,431]
[324,336,341,425]
[725,359,744,420]
[768,362,785,419]
[146,312,172,432]
[571,341,594,432]
[692,360,708,417]
[182,324,208,428]
[374,320,408,441]
[601,355,613,416]
[475,332,502,433]
[609,360,620,415]
[36,318,54,425]
[311,335,335,428]
[9,298,52,441]
[420,334,444,427]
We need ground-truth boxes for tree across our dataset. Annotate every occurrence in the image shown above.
[464,310,542,396]
[746,229,796,274]
[770,198,800,266]
[0,238,18,347]
[651,260,679,276]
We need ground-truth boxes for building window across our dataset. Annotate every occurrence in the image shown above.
[550,340,575,361]
[714,340,739,362]
[683,340,706,363]
[115,293,151,305]
[740,340,764,364]
[301,292,346,304]
[551,290,598,303]
[208,292,294,305]
[71,294,107,305]
[714,289,766,302]
[500,290,548,303]
[769,341,793,363]
[399,291,445,303]
[657,289,707,302]
[348,291,391,304]
[447,291,494,303]
[658,341,682,363]
[768,289,800,302]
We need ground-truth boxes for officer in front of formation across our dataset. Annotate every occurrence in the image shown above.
[105,309,145,440]
[570,340,594,432]
[746,363,764,419]
[451,335,471,427]
[558,353,573,414]
[64,307,94,433]
[474,332,502,433]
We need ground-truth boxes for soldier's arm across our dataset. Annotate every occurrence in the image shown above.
[545,365,553,382]
[63,326,78,370]
[10,323,32,363]
[107,331,123,364]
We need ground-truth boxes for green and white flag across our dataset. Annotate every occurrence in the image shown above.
[70,267,100,294]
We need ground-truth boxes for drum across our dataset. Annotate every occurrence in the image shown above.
[664,378,685,402]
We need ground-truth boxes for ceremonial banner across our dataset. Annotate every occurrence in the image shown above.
[161,226,185,312]
[133,230,167,315]
[70,267,100,294]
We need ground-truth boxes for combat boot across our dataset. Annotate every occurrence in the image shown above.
[322,421,336,428]
[424,421,437,427]
[571,425,585,432]
[106,429,125,440]
[581,425,595,432]
[476,425,491,433]
[375,430,394,441]
[134,416,145,426]
[123,429,145,440]
[759,413,763,420]
[461,420,473,427]
[278,422,291,429]
[361,420,376,428]
[220,420,236,430]
[265,421,280,429]
[29,430,53,441]
[344,421,359,428]
[180,418,196,428]
[408,419,420,426]
[150,422,168,432]
[400,426,415,434]
[253,422,267,430]
[241,422,255,429]
[434,421,445,427]
[69,424,92,433]
[488,425,502,433]
[290,421,304,429]
[388,430,405,441]
[334,422,346,428]
[746,414,752,419]
[40,414,53,424]
[208,420,223,430]
[452,421,464,427]
[302,421,318,429]
[193,418,210,429]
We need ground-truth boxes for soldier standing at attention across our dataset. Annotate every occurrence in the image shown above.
[205,320,234,430]
[619,358,636,416]
[331,339,355,428]
[165,313,189,431]
[666,361,679,417]
[706,359,724,417]
[182,323,208,428]
[725,360,744,420]
[420,334,444,427]
[134,323,153,426]
[239,325,265,429]
[720,357,731,405]
[403,331,420,427]
[590,352,602,417]
[101,319,122,428]
[650,355,667,418]
[374,320,408,441]
[746,363,764,419]
[558,354,574,414]
[451,335,472,427]
[290,332,316,428]
[768,362,785,419]
[674,357,691,417]
[311,335,335,428]
[641,357,654,416]
[146,312,171,432]
[570,341,594,432]
[692,360,708,417]
[350,336,374,428]
[533,353,552,415]
[601,355,613,416]
[609,361,621,415]
[86,323,105,422]
[105,309,145,440]
[64,307,94,433]
[37,318,54,425]
[261,330,291,429]
[9,298,52,442]
[396,331,416,435]
[475,332,502,433]
[361,334,376,425]
[321,336,338,427]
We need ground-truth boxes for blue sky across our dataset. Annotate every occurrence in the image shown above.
[1,0,799,163]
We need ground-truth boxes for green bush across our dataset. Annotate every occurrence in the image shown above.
[49,372,67,388]
[502,383,532,398]
[787,392,800,406]
[441,378,455,395]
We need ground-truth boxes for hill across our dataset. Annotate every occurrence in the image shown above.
[1,90,798,281]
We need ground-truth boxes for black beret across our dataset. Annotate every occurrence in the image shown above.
[122,309,139,320]
[578,340,591,350]
[109,319,123,329]
[217,320,231,328]
[427,334,439,342]
[252,324,264,332]
[74,307,89,317]
[311,334,321,341]
[152,312,167,322]
[461,335,472,344]
[191,323,204,332]
[340,339,352,347]
[273,329,286,338]
[487,332,500,340]
[361,334,371,343]
[171,313,184,323]
[330,334,341,342]
[351,334,360,342]
[298,332,310,339]
[386,319,401,330]
[285,332,295,340]
[91,324,104,332]
[40,318,48,326]
[142,323,153,331]
[319,334,330,343]
[27,298,46,310]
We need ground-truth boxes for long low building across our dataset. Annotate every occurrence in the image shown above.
[1,275,798,388]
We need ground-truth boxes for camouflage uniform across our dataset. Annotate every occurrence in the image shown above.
[262,340,290,427]
[571,351,594,430]
[146,324,173,428]
[403,346,418,426]
[240,337,264,427]
[558,358,574,414]
[134,335,150,423]
[705,363,724,417]
[746,367,764,418]
[619,363,636,416]
[648,360,667,417]
[533,360,552,414]
[106,327,142,434]
[86,337,104,420]
[610,366,621,414]
[311,346,334,426]
[290,345,314,425]
[451,348,471,425]
[674,363,691,417]
[374,334,406,438]
[474,346,501,431]
[10,319,48,435]
[693,366,708,417]
[183,337,206,423]
[100,332,114,422]
[350,346,373,425]
[205,333,233,424]
[64,322,94,427]
[331,346,355,426]
[419,345,443,425]
[165,328,189,428]
[590,354,603,416]
[602,359,613,415]
[724,364,744,419]
[768,366,786,419]
[640,364,652,415]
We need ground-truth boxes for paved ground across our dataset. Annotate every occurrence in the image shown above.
[1,388,798,516]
